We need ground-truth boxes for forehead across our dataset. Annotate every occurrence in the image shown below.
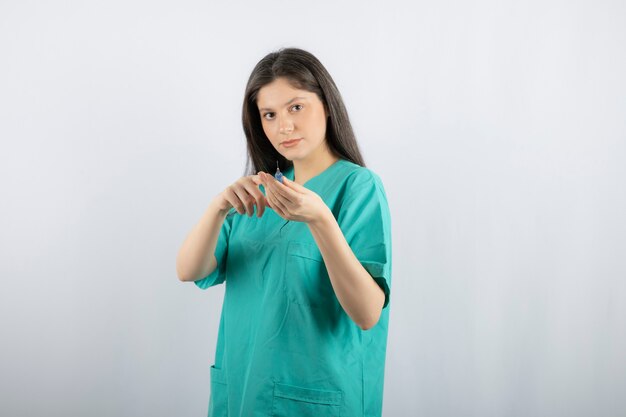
[256,78,312,107]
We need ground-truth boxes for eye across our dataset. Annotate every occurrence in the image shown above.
[291,104,303,112]
[263,112,275,120]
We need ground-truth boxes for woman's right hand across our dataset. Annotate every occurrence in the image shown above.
[214,173,271,218]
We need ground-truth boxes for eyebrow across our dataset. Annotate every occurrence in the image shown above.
[259,96,308,112]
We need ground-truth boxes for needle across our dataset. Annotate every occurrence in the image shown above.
[274,160,284,183]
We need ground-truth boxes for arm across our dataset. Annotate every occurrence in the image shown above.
[176,198,229,282]
[307,207,385,330]
[179,173,268,284]
[258,170,389,328]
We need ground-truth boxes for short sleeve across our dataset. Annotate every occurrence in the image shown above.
[337,170,392,309]
[194,210,233,290]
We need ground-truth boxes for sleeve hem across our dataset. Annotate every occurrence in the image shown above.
[361,261,391,309]
[193,266,221,290]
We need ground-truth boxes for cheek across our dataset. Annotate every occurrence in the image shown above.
[264,126,284,150]
[310,112,327,139]
[261,121,276,140]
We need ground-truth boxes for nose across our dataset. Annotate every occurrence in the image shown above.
[278,115,294,135]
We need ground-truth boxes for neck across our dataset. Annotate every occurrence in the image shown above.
[293,149,340,185]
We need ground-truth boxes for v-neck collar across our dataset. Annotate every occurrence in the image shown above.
[283,159,346,188]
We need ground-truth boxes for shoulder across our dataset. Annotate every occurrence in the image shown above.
[336,160,387,196]
[334,160,392,228]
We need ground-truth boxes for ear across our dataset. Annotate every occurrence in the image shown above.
[322,100,330,119]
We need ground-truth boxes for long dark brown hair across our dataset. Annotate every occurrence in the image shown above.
[241,47,365,176]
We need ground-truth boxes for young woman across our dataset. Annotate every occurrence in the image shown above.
[176,47,392,417]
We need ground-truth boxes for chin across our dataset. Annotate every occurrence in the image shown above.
[282,148,305,158]
[287,154,308,162]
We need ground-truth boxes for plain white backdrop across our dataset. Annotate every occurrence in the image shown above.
[1,0,625,416]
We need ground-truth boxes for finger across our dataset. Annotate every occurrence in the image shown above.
[253,192,265,217]
[243,179,267,217]
[259,199,267,217]
[261,172,275,190]
[264,186,277,210]
[270,184,292,210]
[254,172,275,216]
[266,186,287,215]
[282,176,307,192]
[232,183,256,216]
[223,187,246,215]
[268,191,286,218]
[263,173,294,208]
[242,177,265,217]
[251,172,264,186]
[262,180,274,209]
[267,175,295,200]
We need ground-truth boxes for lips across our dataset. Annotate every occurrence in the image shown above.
[282,138,302,146]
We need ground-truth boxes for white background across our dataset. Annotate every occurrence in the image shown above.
[1,0,625,416]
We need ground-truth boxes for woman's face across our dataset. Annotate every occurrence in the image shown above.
[257,77,328,162]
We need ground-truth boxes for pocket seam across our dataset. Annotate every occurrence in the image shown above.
[273,381,343,406]
[287,240,323,262]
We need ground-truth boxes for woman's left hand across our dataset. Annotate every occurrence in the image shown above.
[258,171,328,224]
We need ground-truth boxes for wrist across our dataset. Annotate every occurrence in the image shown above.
[308,204,334,228]
[209,196,230,217]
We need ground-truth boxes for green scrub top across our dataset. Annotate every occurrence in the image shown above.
[195,158,392,417]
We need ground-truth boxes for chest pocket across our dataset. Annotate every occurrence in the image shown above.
[272,382,343,417]
[284,241,336,308]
